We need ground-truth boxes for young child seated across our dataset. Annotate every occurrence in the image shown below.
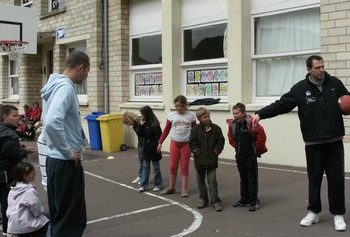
[7,161,49,237]
[16,118,26,139]
[24,120,36,141]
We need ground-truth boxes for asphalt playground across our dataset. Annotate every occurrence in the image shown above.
[24,141,349,237]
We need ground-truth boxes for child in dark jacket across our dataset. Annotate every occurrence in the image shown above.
[137,106,163,192]
[189,107,225,212]
[0,105,37,235]
[227,102,267,212]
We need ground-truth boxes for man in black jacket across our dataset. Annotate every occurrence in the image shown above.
[252,55,347,232]
[0,105,36,235]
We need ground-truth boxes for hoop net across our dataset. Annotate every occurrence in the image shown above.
[0,40,28,61]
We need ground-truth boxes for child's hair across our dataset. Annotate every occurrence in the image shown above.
[0,104,18,122]
[23,104,30,109]
[122,111,139,125]
[232,102,246,112]
[140,105,160,129]
[11,161,35,186]
[196,107,209,120]
[174,95,188,106]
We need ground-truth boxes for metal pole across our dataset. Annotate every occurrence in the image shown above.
[103,0,109,113]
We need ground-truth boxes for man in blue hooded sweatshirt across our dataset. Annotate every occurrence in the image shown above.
[41,50,90,237]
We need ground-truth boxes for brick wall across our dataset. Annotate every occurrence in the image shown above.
[321,0,350,134]
[108,0,130,114]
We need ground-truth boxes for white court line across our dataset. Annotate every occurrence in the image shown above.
[87,203,171,224]
[218,160,350,180]
[84,171,203,237]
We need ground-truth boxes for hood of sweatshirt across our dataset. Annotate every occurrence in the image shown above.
[41,73,74,101]
[10,182,33,200]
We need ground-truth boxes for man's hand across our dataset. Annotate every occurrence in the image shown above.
[26,147,37,154]
[252,114,261,131]
[71,149,81,166]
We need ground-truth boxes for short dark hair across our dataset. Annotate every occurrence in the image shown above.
[11,161,35,186]
[232,102,246,112]
[0,104,18,122]
[66,50,90,70]
[306,55,323,69]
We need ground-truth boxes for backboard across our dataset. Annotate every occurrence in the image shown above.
[0,4,37,55]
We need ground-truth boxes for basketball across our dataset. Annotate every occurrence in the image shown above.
[338,95,350,115]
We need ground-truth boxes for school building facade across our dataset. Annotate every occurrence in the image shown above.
[0,0,350,171]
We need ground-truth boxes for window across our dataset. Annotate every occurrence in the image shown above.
[9,60,19,97]
[184,23,226,62]
[252,7,320,100]
[129,0,162,101]
[68,45,88,103]
[22,0,33,7]
[132,34,162,66]
[130,34,162,100]
[49,0,65,12]
[182,23,228,100]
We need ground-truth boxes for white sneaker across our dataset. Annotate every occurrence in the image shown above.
[153,187,161,192]
[334,215,346,231]
[138,187,146,192]
[132,177,140,184]
[300,211,319,227]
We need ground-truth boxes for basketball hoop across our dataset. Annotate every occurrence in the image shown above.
[0,40,28,61]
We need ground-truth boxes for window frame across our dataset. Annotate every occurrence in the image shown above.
[250,4,321,103]
[48,0,65,12]
[67,43,88,104]
[181,21,228,101]
[129,32,163,102]
[22,0,33,7]
[9,60,19,99]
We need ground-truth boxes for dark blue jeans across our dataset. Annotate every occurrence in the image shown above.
[140,159,162,189]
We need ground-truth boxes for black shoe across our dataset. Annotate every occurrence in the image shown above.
[232,201,249,207]
[249,199,260,212]
[197,200,208,209]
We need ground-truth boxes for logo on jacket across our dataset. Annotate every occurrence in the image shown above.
[305,90,316,104]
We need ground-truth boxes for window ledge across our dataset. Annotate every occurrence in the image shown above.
[40,7,67,20]
[2,98,19,103]
[186,103,230,111]
[119,103,164,110]
[79,101,89,106]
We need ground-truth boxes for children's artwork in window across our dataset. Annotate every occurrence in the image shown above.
[135,72,162,96]
[186,68,227,96]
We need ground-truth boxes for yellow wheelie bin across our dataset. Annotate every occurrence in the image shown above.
[96,114,127,152]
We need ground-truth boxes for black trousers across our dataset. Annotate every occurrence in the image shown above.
[196,168,221,204]
[236,155,258,205]
[305,140,345,215]
[0,182,10,233]
[46,157,87,237]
